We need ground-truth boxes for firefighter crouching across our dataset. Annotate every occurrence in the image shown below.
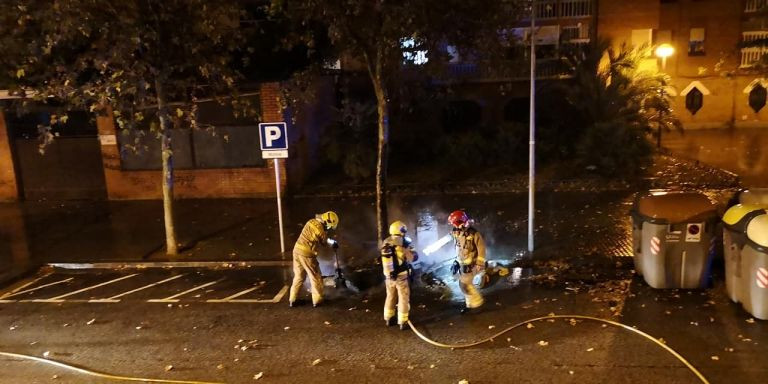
[449,210,486,313]
[289,211,340,308]
[381,221,418,330]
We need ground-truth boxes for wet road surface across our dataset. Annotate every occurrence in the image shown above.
[662,128,768,187]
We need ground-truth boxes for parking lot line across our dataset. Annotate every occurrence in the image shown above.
[88,274,187,303]
[207,284,288,303]
[147,280,221,303]
[0,277,73,301]
[27,274,138,302]
[0,273,53,299]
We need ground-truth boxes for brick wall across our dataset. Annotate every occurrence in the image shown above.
[0,109,19,201]
[96,82,287,200]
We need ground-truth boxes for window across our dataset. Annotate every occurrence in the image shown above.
[401,38,428,65]
[118,97,265,170]
[689,28,705,56]
[749,84,767,112]
[686,88,704,115]
[631,29,653,48]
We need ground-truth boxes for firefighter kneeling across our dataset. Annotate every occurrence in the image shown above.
[381,221,418,330]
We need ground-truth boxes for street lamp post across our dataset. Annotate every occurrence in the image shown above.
[654,43,675,149]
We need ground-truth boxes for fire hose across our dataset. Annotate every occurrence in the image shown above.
[406,314,709,384]
[0,351,223,384]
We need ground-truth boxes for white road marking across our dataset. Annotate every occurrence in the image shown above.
[207,285,289,303]
[0,277,71,301]
[0,272,53,299]
[208,285,261,302]
[28,274,138,302]
[88,274,187,303]
[147,280,220,303]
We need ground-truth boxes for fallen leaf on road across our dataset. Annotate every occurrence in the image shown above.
[711,356,719,361]
[9,325,17,331]
[86,319,96,325]
[569,371,574,375]
[488,325,496,330]
[253,372,263,380]
[164,365,174,371]
[538,341,549,347]
[430,364,436,369]
[324,321,331,325]
[407,365,414,370]
[526,323,534,329]
[312,359,322,366]
[217,364,225,370]
[658,338,666,344]
[587,348,594,352]
[746,318,755,324]
[52,375,58,380]
[43,351,50,358]
[284,327,290,330]
[458,380,469,384]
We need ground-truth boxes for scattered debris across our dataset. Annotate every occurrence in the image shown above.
[217,364,225,370]
[746,318,755,324]
[587,348,594,352]
[164,365,174,372]
[488,325,496,330]
[526,323,535,329]
[253,372,264,380]
[86,319,96,325]
[538,341,549,347]
[711,356,719,361]
[312,359,322,366]
[43,351,50,358]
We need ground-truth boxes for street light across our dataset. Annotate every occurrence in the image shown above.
[655,43,675,71]
[654,43,674,148]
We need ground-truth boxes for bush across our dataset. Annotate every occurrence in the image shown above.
[576,121,652,177]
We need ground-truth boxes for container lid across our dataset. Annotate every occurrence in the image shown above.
[723,204,768,227]
[740,188,768,206]
[746,214,768,249]
[636,191,717,224]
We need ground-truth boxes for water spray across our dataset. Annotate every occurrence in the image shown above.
[422,234,452,256]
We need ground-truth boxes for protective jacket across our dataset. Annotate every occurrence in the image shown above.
[381,235,416,278]
[293,218,328,257]
[452,227,486,267]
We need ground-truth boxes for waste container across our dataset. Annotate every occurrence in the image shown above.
[722,205,767,303]
[738,188,768,205]
[740,213,768,320]
[631,191,719,289]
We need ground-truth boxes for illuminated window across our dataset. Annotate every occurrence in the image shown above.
[401,38,428,65]
[689,28,705,56]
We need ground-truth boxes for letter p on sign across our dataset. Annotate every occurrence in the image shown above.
[259,122,288,151]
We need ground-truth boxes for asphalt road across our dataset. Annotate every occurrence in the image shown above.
[0,265,765,384]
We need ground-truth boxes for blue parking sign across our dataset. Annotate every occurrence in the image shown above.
[259,122,288,151]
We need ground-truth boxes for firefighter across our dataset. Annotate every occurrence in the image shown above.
[448,210,486,313]
[289,211,339,308]
[381,220,418,330]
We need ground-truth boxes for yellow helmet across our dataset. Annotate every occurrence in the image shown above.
[320,211,339,230]
[389,220,407,236]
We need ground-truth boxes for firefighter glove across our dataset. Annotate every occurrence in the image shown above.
[451,261,460,275]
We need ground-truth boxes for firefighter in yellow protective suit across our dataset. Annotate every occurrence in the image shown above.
[289,211,339,308]
[449,210,486,313]
[381,221,418,330]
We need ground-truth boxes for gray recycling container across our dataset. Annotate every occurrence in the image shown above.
[631,191,718,289]
[738,188,768,206]
[740,213,768,320]
[722,204,767,303]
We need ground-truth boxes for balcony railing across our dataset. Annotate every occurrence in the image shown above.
[447,58,573,81]
[741,31,768,67]
[536,0,592,19]
[745,0,768,13]
[561,24,590,42]
[741,47,768,67]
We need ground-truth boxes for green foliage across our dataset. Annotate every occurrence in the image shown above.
[321,98,377,181]
[436,122,527,169]
[562,39,681,177]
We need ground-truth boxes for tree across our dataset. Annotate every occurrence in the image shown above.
[273,0,521,240]
[561,39,682,177]
[2,0,254,255]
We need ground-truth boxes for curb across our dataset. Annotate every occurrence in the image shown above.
[47,260,293,269]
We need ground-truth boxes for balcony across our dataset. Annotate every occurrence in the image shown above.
[446,58,573,81]
[741,31,768,67]
[535,0,592,20]
[745,0,768,13]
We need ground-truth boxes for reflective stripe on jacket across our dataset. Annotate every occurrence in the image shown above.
[381,235,415,278]
[452,227,486,266]
[293,219,328,257]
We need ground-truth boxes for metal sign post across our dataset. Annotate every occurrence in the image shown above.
[259,122,289,254]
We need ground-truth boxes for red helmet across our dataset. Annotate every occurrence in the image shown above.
[448,210,469,227]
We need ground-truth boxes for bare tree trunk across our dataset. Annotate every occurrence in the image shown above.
[155,79,178,255]
[372,75,389,242]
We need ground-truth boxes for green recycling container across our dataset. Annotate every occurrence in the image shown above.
[631,191,719,289]
[740,213,768,320]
